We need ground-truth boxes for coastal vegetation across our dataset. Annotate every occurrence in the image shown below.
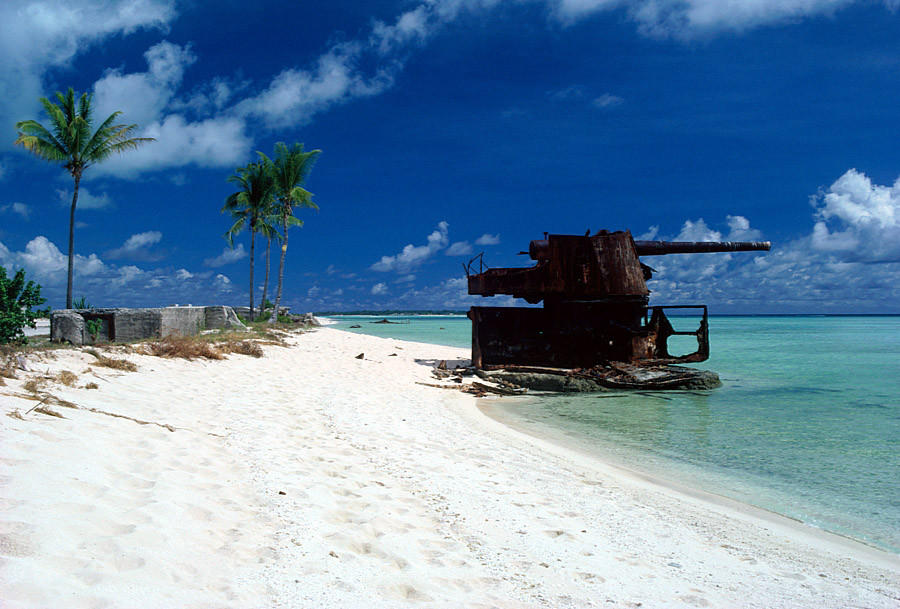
[221,142,321,324]
[0,267,49,344]
[222,161,277,321]
[11,87,322,324]
[260,142,321,323]
[14,88,154,309]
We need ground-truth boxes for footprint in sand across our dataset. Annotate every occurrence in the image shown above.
[112,553,145,571]
[69,480,109,499]
[678,594,711,607]
[52,502,96,515]
[115,476,156,491]
[75,568,104,586]
[95,522,137,536]
[382,583,434,602]
[184,505,213,522]
[0,532,35,557]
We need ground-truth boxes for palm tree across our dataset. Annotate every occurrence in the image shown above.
[256,212,302,319]
[14,88,154,309]
[222,161,276,321]
[260,142,321,323]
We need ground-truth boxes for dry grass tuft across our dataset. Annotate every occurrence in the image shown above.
[219,340,264,358]
[49,395,78,409]
[7,409,25,420]
[0,376,5,387]
[57,370,78,386]
[23,379,43,394]
[34,406,64,418]
[147,335,225,360]
[95,357,138,372]
[84,382,99,390]
[0,360,17,380]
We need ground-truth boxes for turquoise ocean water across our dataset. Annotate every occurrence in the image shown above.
[324,315,900,553]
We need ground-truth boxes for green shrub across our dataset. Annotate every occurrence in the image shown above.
[85,319,102,341]
[73,295,93,309]
[0,268,49,344]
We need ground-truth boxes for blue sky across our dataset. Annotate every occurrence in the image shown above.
[1,0,899,314]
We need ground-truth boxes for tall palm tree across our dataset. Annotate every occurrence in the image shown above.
[222,161,276,322]
[257,212,302,319]
[14,88,154,309]
[260,142,321,323]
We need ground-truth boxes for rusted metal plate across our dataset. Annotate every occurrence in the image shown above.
[469,303,709,369]
[468,231,648,302]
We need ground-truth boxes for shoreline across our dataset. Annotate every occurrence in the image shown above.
[1,327,897,608]
[473,398,898,567]
[479,397,899,556]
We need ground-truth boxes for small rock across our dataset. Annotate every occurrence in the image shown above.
[355,353,364,359]
[278,491,286,495]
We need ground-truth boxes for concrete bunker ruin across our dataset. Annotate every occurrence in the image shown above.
[50,305,246,346]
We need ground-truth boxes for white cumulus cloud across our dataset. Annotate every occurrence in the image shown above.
[90,41,250,177]
[641,170,900,312]
[105,230,164,260]
[371,221,450,273]
[0,0,175,150]
[57,188,113,210]
[475,233,501,245]
[0,235,105,281]
[371,282,388,295]
[592,93,624,108]
[446,241,473,256]
[204,244,248,267]
[93,40,195,128]
[809,169,900,263]
[1,202,30,220]
[549,0,891,37]
[0,235,240,307]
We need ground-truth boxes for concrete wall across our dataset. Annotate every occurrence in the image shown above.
[160,306,206,338]
[50,305,246,345]
[110,309,162,342]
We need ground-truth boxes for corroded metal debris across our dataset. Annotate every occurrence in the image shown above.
[464,229,769,390]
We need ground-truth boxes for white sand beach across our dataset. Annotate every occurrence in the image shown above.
[1,328,897,608]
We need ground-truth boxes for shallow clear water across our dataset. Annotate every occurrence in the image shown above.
[323,314,471,348]
[325,314,900,553]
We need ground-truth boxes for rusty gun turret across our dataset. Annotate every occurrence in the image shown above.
[466,229,770,372]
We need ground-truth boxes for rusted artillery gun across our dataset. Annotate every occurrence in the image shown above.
[465,230,769,386]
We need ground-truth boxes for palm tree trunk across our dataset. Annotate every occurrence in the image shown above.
[248,227,256,321]
[260,235,271,317]
[269,216,288,323]
[66,173,81,309]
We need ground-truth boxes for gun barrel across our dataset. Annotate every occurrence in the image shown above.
[633,240,771,256]
[527,237,771,260]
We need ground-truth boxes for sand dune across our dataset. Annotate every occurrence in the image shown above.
[1,328,897,608]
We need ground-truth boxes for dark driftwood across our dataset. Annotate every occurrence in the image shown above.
[471,381,527,396]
